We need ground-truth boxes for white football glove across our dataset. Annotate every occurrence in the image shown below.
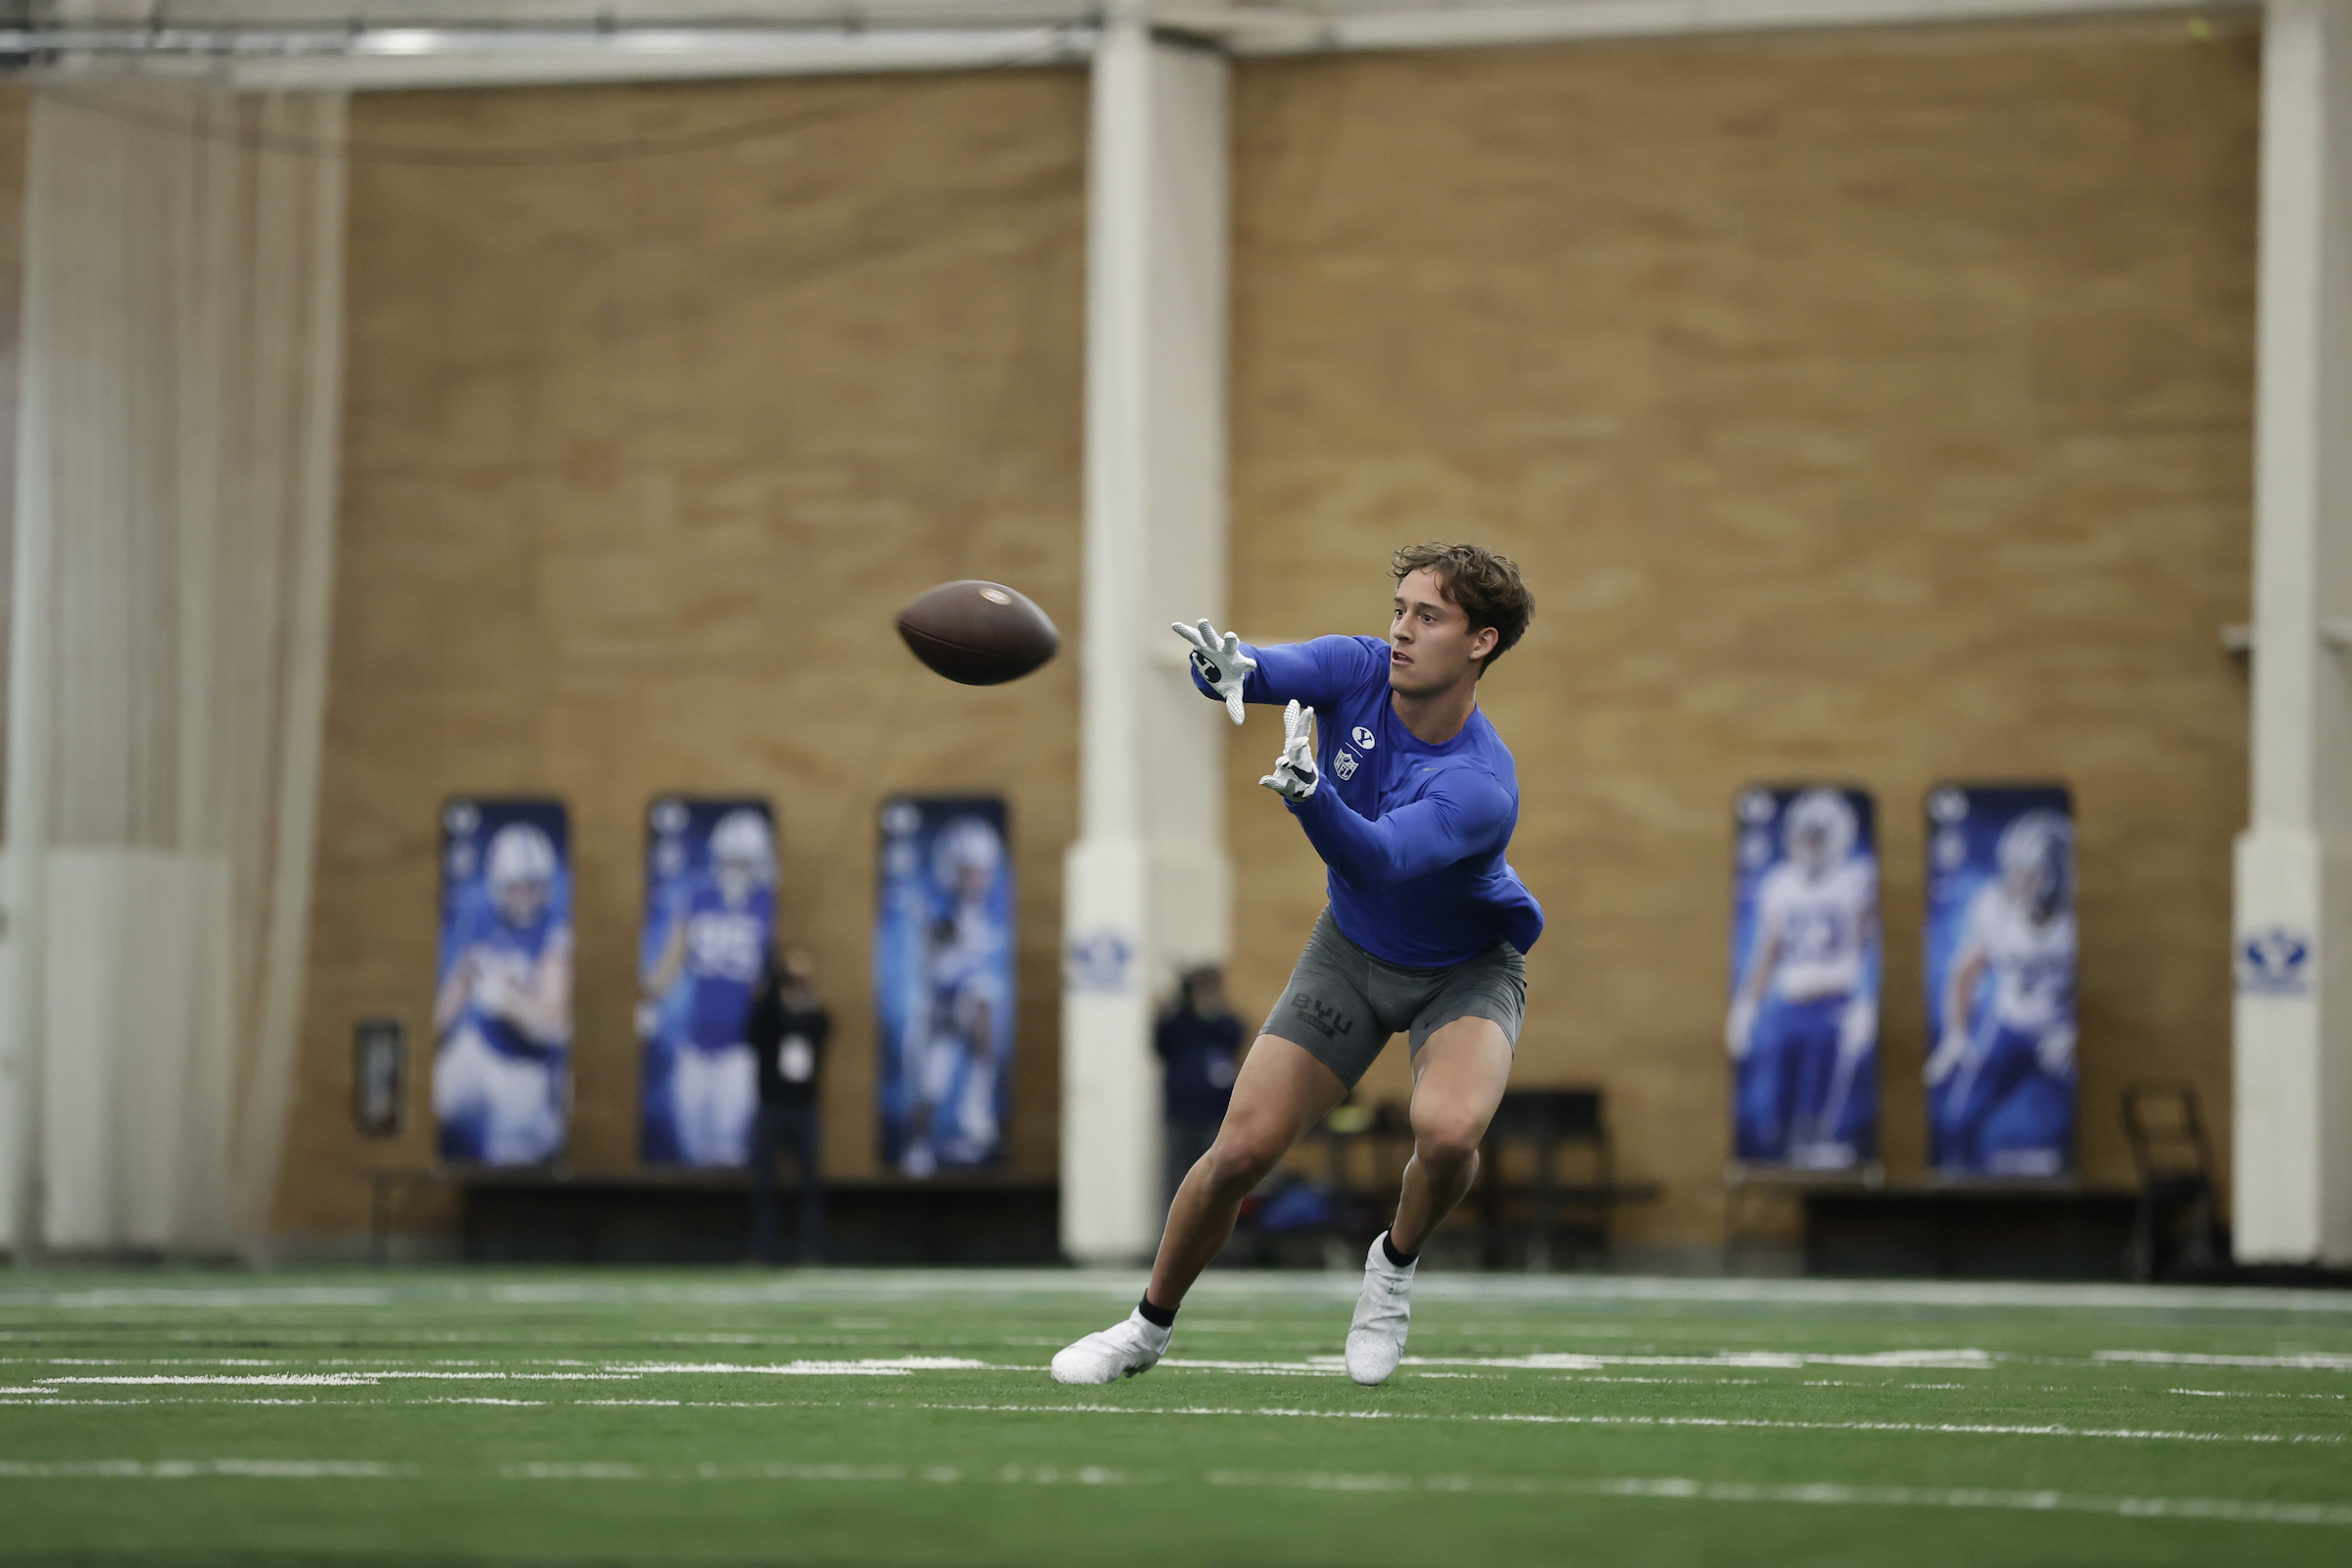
[1258,700,1320,802]
[1172,618,1256,725]
[1725,998,1756,1059]
[2034,1022,2077,1079]
[1838,997,1878,1061]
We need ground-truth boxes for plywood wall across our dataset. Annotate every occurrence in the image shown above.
[275,69,1088,1236]
[1225,15,2259,1246]
[280,15,2259,1250]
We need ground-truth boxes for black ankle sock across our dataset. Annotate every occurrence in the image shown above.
[1381,1233,1418,1269]
[1136,1295,1177,1330]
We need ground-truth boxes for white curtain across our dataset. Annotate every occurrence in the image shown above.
[1,85,345,1253]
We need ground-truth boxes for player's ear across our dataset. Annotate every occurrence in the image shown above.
[1470,624,1499,662]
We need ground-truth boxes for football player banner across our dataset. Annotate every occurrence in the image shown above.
[1925,784,2078,1177]
[875,797,1013,1175]
[1725,786,1882,1171]
[639,797,779,1166]
[433,799,573,1165]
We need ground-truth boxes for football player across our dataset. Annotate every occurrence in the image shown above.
[1053,542,1540,1388]
[433,821,572,1164]
[1726,789,1880,1167]
[1927,809,2078,1175]
[899,816,1008,1176]
[645,808,777,1166]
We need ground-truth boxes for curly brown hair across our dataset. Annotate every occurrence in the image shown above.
[1392,542,1534,679]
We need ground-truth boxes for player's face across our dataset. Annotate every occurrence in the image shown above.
[716,856,757,906]
[2005,858,2049,912]
[1389,567,1497,697]
[497,877,547,928]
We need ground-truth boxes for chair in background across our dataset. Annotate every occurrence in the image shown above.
[2122,1080,2228,1282]
[1472,1089,1662,1269]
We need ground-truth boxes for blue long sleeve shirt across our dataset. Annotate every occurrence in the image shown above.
[1197,635,1544,966]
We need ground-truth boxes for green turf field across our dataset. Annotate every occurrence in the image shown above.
[2,1267,2349,1566]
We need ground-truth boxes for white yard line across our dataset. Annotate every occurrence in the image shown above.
[905,1400,2346,1445]
[2097,1351,2352,1371]
[4,1453,2344,1526]
[1202,1470,2352,1526]
[0,1459,409,1478]
[30,1359,992,1388]
[1166,1351,2001,1373]
[605,1359,987,1375]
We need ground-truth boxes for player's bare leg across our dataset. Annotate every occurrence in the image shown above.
[1390,1018,1514,1253]
[1348,1017,1513,1386]
[1148,1035,1349,1307]
[1050,1035,1346,1384]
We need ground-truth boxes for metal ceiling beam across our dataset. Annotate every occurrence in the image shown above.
[0,0,2255,90]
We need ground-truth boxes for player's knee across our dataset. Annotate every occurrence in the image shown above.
[1412,1109,1486,1170]
[1202,1126,1283,1196]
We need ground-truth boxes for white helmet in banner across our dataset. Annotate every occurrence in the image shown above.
[485,821,557,927]
[932,815,1004,896]
[1997,808,2075,919]
[711,808,776,905]
[1783,788,1857,871]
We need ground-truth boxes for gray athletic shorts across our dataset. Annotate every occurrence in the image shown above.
[1266,908,1527,1089]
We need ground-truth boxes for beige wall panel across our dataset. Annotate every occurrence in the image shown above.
[279,71,1087,1236]
[1229,17,2257,1246]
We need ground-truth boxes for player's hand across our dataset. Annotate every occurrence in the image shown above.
[1259,700,1320,802]
[1725,999,1756,1058]
[1838,997,1878,1060]
[1173,618,1256,725]
[1924,1031,1967,1088]
[2034,1023,2077,1079]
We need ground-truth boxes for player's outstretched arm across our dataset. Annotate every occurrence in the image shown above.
[1175,622,1376,720]
[1257,700,1320,801]
[1727,921,1781,1059]
[644,914,687,998]
[1172,619,1257,725]
[1282,756,1513,886]
[1926,940,1986,1086]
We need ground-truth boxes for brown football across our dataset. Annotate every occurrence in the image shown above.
[895,580,1060,686]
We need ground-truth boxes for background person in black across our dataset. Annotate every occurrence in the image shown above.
[1155,966,1246,1210]
[744,945,829,1264]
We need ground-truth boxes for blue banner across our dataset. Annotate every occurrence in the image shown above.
[1727,785,1881,1170]
[433,799,572,1165]
[876,797,1013,1175]
[1925,784,2078,1177]
[639,797,778,1167]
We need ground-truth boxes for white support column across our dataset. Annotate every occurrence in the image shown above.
[2233,0,2352,1264]
[1062,13,1231,1264]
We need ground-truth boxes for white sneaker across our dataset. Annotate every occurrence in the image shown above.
[1345,1233,1416,1386]
[1050,1308,1172,1385]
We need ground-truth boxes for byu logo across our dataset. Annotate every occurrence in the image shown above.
[1334,750,1360,781]
[1351,726,1376,750]
[2236,926,2313,997]
[1065,929,1135,995]
[1290,995,1353,1037]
